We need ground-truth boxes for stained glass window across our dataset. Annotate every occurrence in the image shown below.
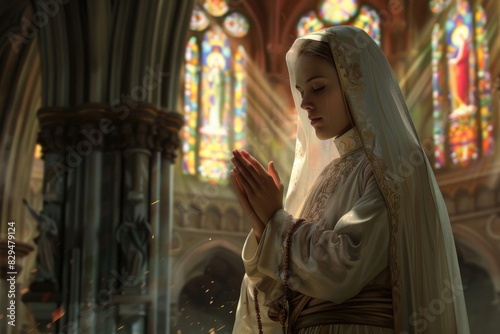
[319,0,358,25]
[297,10,325,37]
[183,36,200,175]
[432,24,446,168]
[446,0,478,165]
[430,0,452,14]
[352,6,381,46]
[198,26,231,183]
[203,0,228,17]
[233,46,248,150]
[475,5,492,156]
[223,12,250,38]
[184,6,250,184]
[297,4,379,45]
[431,0,492,168]
[190,5,209,31]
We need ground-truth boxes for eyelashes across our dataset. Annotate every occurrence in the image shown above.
[298,86,326,98]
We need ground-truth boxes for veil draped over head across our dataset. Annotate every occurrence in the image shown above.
[285,26,469,333]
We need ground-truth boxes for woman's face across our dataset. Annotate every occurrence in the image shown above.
[294,54,351,140]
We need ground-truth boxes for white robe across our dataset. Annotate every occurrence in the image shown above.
[233,129,393,333]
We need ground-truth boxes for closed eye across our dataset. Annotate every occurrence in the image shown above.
[313,86,325,92]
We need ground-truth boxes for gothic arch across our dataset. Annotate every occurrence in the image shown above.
[453,224,500,292]
[185,203,203,228]
[173,200,183,226]
[455,188,474,213]
[453,223,500,331]
[170,239,242,303]
[222,206,241,232]
[239,0,265,67]
[443,193,456,215]
[474,183,495,210]
[205,204,222,230]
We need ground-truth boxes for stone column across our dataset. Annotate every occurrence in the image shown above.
[22,103,182,334]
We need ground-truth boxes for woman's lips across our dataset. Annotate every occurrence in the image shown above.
[310,118,321,125]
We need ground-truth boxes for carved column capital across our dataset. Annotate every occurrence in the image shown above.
[37,103,184,162]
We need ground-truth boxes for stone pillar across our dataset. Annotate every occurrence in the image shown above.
[22,103,182,334]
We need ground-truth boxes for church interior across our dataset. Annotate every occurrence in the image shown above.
[0,0,499,333]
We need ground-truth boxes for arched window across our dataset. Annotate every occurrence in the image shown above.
[431,0,492,168]
[183,3,249,184]
[296,0,381,46]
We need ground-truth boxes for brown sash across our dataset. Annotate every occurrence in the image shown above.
[269,287,393,333]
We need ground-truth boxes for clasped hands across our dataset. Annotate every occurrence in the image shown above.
[230,149,284,242]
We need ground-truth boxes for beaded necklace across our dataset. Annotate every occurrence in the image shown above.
[253,287,263,334]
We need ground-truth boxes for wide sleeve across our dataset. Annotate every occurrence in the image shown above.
[232,228,286,333]
[246,166,390,304]
[232,274,281,334]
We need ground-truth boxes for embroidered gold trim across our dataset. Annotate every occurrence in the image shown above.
[302,150,364,223]
[333,127,363,157]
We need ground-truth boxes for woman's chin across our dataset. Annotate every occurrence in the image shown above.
[315,133,334,141]
[311,127,329,140]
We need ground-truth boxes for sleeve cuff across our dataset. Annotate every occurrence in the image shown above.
[241,209,294,280]
[267,208,291,227]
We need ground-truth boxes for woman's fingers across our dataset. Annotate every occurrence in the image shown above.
[231,169,244,196]
[230,170,253,215]
[232,165,255,195]
[232,150,284,223]
[268,161,284,192]
[240,150,267,175]
[231,169,266,242]
[231,151,259,190]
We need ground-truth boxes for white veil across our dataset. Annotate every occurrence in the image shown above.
[285,26,469,333]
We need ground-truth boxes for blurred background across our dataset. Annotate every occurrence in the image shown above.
[0,0,499,333]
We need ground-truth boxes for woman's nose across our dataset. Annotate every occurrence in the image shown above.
[300,95,313,110]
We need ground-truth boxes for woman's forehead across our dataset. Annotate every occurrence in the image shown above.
[295,56,337,82]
